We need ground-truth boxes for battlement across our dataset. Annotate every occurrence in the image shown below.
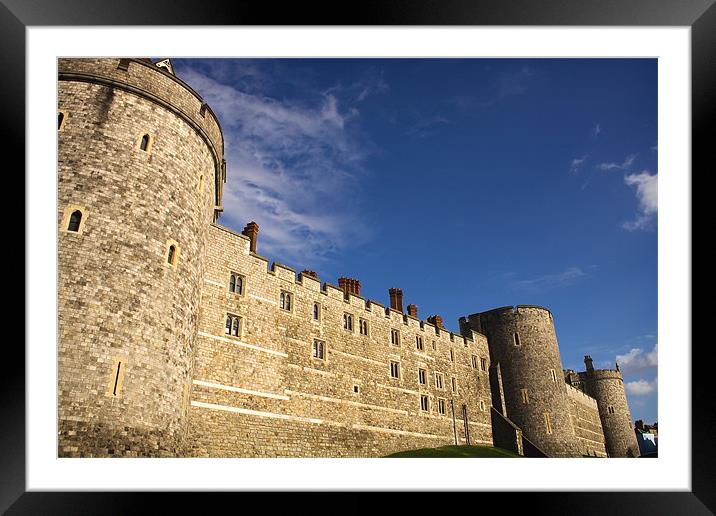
[565,382,599,409]
[584,369,623,382]
[465,304,553,320]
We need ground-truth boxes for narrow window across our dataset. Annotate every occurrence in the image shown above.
[550,369,557,383]
[521,389,529,404]
[479,400,486,412]
[544,412,553,434]
[438,398,446,415]
[471,355,478,369]
[236,276,243,295]
[418,368,426,385]
[391,329,400,346]
[67,210,82,232]
[112,362,122,396]
[106,357,126,398]
[451,377,457,393]
[140,134,150,151]
[435,372,444,389]
[167,245,176,264]
[450,349,454,362]
[313,303,320,321]
[285,293,291,311]
[608,405,615,414]
[225,316,231,335]
[58,111,65,130]
[420,395,429,412]
[481,357,487,371]
[359,319,368,335]
[416,336,424,351]
[514,332,521,346]
[280,292,285,309]
[390,361,400,379]
[232,317,239,337]
[432,340,436,350]
[229,273,236,292]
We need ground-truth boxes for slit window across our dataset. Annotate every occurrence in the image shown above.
[106,358,126,398]
[67,210,82,232]
[451,377,457,393]
[140,134,151,151]
[544,412,553,434]
[313,303,320,321]
[550,369,558,383]
[514,332,521,346]
[450,349,454,362]
[167,245,176,264]
[521,389,529,404]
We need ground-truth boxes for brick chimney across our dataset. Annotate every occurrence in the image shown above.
[242,221,259,253]
[338,277,361,297]
[407,304,418,318]
[584,355,594,372]
[302,270,318,279]
[388,288,403,312]
[427,314,444,329]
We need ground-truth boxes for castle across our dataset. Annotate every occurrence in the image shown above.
[57,58,640,458]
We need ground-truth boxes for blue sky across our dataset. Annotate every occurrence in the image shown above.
[172,58,658,424]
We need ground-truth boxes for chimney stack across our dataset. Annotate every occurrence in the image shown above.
[407,304,418,318]
[338,277,361,297]
[242,221,259,253]
[584,355,594,372]
[427,314,444,329]
[388,288,403,312]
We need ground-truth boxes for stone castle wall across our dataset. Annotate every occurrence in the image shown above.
[57,58,220,456]
[184,224,493,457]
[565,383,607,457]
[461,307,581,457]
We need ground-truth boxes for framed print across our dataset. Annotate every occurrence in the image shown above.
[5,0,710,512]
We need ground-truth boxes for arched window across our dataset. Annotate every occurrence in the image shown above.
[167,245,176,264]
[313,303,319,320]
[140,134,150,151]
[58,112,65,130]
[280,292,285,309]
[236,276,243,295]
[229,274,236,292]
[225,316,231,335]
[232,318,239,336]
[285,294,291,311]
[67,210,82,232]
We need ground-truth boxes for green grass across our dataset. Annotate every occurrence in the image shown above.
[384,445,522,458]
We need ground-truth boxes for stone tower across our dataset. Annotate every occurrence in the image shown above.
[461,306,580,457]
[577,357,641,457]
[57,58,225,456]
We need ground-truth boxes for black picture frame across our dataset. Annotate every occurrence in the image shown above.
[5,0,708,513]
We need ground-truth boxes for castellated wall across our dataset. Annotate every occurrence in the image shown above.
[57,58,221,457]
[462,307,582,457]
[580,370,641,457]
[565,384,607,457]
[184,224,494,457]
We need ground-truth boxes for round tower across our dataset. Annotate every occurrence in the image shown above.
[581,358,640,457]
[57,58,225,456]
[461,306,580,457]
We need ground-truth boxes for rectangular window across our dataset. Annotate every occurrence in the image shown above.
[450,349,454,362]
[343,313,353,331]
[420,395,429,412]
[279,291,292,311]
[416,335,424,351]
[451,377,457,393]
[480,357,487,371]
[432,340,436,350]
[544,412,553,434]
[391,329,400,346]
[550,369,557,383]
[229,272,245,295]
[437,398,446,415]
[312,339,325,360]
[418,368,427,385]
[471,355,478,369]
[514,332,521,346]
[390,360,400,379]
[359,318,368,335]
[521,389,529,404]
[435,372,444,389]
[313,303,321,321]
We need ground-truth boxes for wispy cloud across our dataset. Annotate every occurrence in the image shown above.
[597,153,637,171]
[625,377,658,396]
[442,64,537,110]
[405,113,450,139]
[570,155,589,174]
[593,122,601,137]
[353,68,390,102]
[510,266,589,292]
[616,343,658,375]
[175,63,374,267]
[622,171,658,231]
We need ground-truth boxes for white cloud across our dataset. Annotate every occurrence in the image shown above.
[176,64,373,267]
[616,343,658,375]
[625,377,658,396]
[622,171,658,231]
[510,266,589,291]
[597,153,637,171]
[593,122,601,136]
[570,155,589,174]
